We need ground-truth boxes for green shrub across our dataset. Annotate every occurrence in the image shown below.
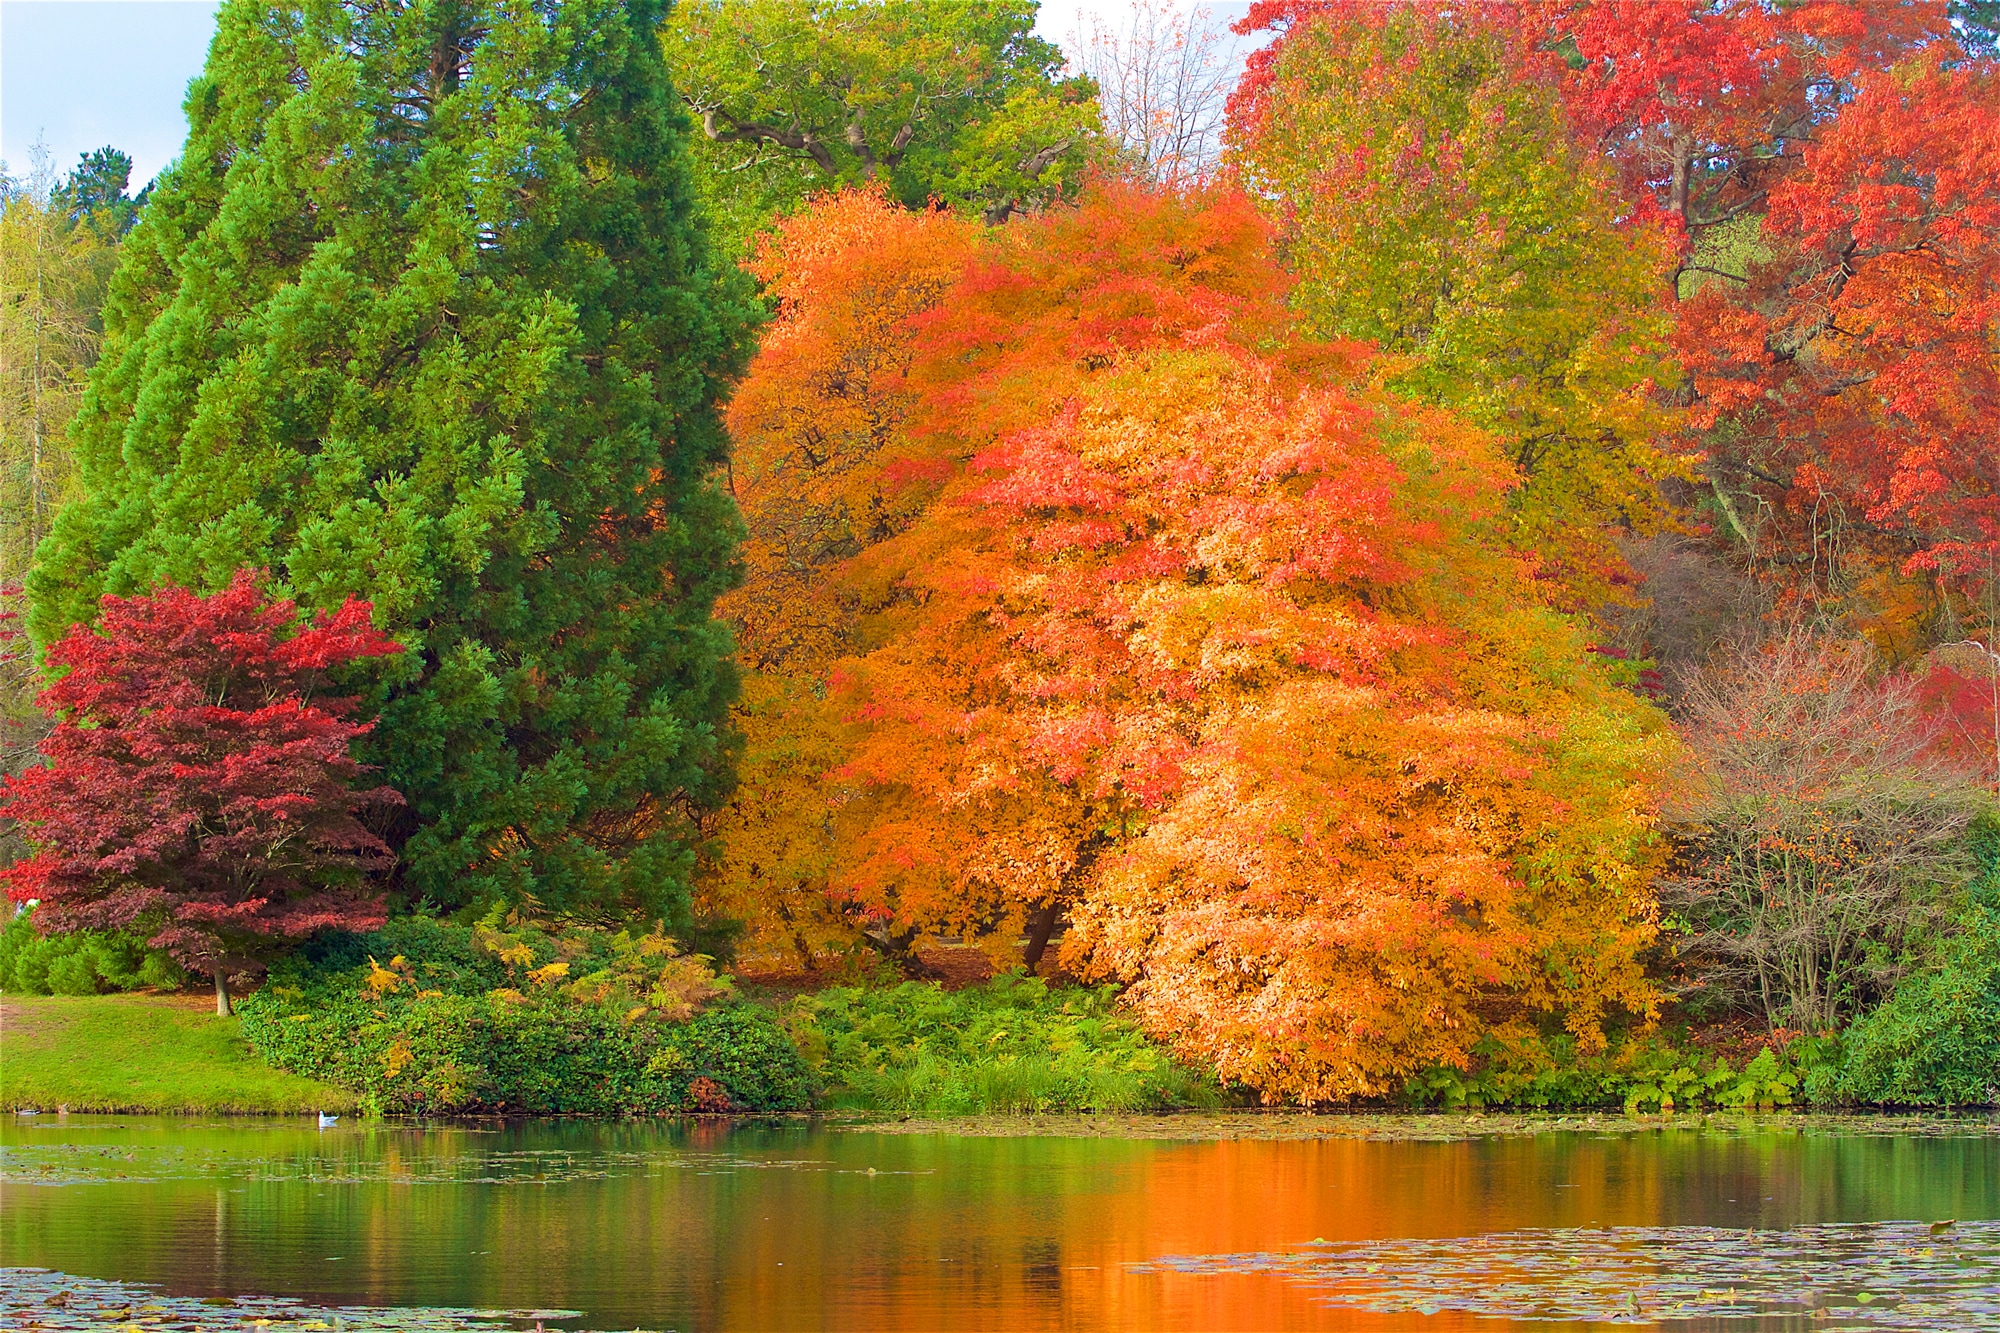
[789,975,1221,1114]
[1830,907,2000,1107]
[1402,1029,1831,1113]
[240,915,813,1115]
[1820,821,2000,1108]
[0,906,186,995]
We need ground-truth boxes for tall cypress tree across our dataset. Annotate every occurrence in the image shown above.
[29,0,751,919]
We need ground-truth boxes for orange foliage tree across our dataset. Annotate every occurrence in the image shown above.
[703,192,975,972]
[713,183,1672,1098]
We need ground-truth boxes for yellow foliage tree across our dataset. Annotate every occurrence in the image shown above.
[1229,3,1687,607]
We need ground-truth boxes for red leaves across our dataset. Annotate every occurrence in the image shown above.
[0,571,402,977]
[1679,55,2000,587]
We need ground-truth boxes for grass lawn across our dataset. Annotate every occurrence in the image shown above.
[0,994,355,1114]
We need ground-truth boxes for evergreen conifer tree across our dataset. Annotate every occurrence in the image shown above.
[29,0,751,918]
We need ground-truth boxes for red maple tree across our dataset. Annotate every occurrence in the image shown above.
[0,571,404,1013]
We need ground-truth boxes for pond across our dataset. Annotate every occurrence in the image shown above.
[7,1113,2000,1330]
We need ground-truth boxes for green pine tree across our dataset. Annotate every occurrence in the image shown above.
[29,0,753,920]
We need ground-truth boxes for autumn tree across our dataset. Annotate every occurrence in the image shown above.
[1512,0,1952,267]
[1486,2,1998,653]
[702,191,976,972]
[1672,52,2000,651]
[0,144,128,765]
[1228,1,1686,607]
[29,0,750,920]
[716,183,1672,1097]
[0,573,402,1014]
[0,147,122,615]
[661,0,1101,248]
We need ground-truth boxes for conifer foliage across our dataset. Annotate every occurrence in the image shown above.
[0,572,401,1013]
[27,0,749,919]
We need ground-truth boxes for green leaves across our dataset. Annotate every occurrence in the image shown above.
[662,0,1101,248]
[30,0,752,918]
[1231,7,1685,607]
[789,975,1220,1114]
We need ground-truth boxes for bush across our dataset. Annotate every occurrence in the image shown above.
[1828,887,2000,1108]
[1402,1028,1833,1113]
[789,975,1221,1114]
[1663,631,1996,1032]
[0,905,186,995]
[1814,820,2000,1108]
[240,915,813,1115]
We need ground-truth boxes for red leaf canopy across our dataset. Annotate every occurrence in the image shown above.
[0,570,403,976]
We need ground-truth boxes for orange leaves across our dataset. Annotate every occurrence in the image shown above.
[721,189,977,675]
[712,183,1669,1097]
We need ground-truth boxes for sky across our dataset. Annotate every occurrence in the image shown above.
[2,1,219,190]
[1,0,1247,194]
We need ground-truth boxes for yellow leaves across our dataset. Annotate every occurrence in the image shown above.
[1233,7,1685,609]
[643,955,729,1022]
[525,961,569,987]
[381,1038,413,1080]
[363,955,409,996]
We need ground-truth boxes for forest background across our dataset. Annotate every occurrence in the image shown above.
[3,0,2000,1113]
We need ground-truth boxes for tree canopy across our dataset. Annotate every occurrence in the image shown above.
[661,0,1101,248]
[1230,1,1686,607]
[28,0,751,920]
[1,573,401,1014]
[707,185,1670,1098]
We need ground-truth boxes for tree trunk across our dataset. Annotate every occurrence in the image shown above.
[1022,899,1062,976]
[214,968,232,1017]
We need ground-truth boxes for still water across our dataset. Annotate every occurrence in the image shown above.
[7,1114,2000,1330]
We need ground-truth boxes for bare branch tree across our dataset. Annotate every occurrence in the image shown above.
[1662,629,1997,1032]
[1069,1,1240,191]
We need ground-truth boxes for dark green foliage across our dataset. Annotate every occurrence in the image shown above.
[1816,816,2000,1104]
[1826,826,2000,1107]
[29,0,752,921]
[242,989,810,1115]
[51,147,145,232]
[0,905,186,995]
[1829,926,2000,1107]
[291,915,512,994]
[239,916,813,1114]
[787,975,1221,1114]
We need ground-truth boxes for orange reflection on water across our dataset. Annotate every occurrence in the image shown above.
[6,1117,2000,1330]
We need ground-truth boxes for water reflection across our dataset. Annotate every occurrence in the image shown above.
[4,1116,1999,1331]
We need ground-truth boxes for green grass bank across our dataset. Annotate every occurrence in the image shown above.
[0,994,354,1114]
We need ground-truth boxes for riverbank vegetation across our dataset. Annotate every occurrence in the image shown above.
[790,976,1221,1114]
[3,0,1999,1116]
[0,994,352,1113]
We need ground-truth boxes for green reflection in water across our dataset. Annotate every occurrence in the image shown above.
[4,1115,2000,1331]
